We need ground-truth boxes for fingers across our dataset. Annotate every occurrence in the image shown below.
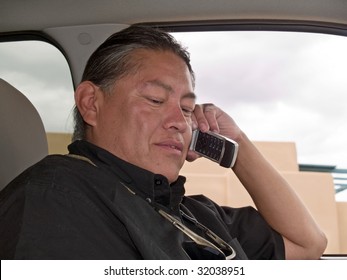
[193,103,220,133]
[187,102,236,163]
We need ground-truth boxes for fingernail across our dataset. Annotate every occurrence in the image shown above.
[200,123,208,131]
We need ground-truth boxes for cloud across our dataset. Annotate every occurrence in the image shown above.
[0,41,75,132]
[1,31,347,170]
[174,31,347,168]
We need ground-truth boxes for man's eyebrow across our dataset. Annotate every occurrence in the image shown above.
[148,80,172,92]
[182,92,197,100]
[147,80,196,100]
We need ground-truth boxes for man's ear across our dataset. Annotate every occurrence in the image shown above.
[74,81,100,127]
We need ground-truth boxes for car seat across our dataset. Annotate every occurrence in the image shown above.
[0,78,48,191]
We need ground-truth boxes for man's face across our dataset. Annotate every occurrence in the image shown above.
[91,49,195,183]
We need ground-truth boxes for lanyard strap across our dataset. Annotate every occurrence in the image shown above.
[120,181,237,260]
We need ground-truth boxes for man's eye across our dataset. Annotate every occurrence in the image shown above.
[182,107,194,116]
[151,99,163,104]
[147,97,163,104]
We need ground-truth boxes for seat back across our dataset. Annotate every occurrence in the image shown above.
[0,79,48,191]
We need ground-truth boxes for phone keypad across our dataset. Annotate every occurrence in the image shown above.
[195,132,224,161]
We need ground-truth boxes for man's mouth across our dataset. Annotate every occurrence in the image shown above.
[156,140,184,153]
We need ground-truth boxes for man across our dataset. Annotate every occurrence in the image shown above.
[0,25,326,259]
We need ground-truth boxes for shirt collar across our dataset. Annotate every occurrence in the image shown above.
[68,140,186,212]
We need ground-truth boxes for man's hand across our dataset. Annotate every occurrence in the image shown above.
[186,103,241,162]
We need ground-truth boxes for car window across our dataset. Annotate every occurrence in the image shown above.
[1,31,346,201]
[0,40,74,133]
[172,31,347,201]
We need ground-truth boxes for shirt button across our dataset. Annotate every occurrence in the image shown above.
[155,179,162,185]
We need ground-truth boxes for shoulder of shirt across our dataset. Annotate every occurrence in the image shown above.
[3,154,101,196]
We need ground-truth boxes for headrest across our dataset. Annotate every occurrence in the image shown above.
[0,79,48,190]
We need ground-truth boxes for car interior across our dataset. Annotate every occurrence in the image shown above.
[1,0,347,258]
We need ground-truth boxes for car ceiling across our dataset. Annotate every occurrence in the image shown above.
[2,0,347,32]
[2,0,347,86]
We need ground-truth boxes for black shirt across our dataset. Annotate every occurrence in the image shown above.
[0,140,284,259]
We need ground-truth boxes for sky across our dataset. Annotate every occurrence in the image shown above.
[174,31,347,169]
[0,40,75,133]
[1,30,347,200]
[174,31,347,201]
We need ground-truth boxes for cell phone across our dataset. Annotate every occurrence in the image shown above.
[189,130,239,168]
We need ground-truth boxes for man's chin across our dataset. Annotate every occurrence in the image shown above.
[142,158,183,183]
[154,166,181,184]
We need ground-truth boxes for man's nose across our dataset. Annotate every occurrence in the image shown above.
[163,104,189,132]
